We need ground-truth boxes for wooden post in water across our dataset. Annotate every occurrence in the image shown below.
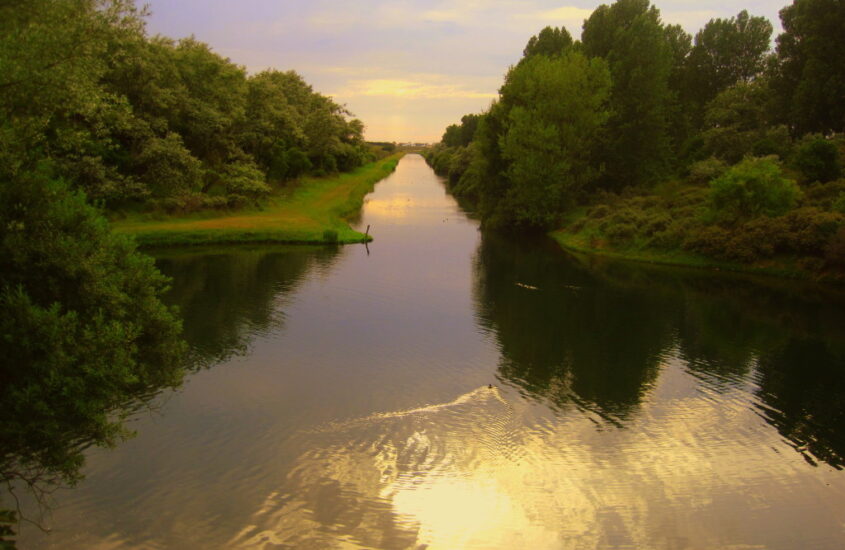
[365,225,370,239]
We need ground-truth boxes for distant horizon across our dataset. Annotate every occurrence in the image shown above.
[144,0,789,142]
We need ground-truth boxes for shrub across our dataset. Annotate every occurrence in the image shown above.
[688,157,728,185]
[605,222,637,244]
[202,196,230,210]
[589,204,611,218]
[684,225,733,259]
[792,136,842,183]
[223,161,271,200]
[322,229,339,243]
[780,208,843,254]
[826,227,845,266]
[708,156,801,220]
[136,133,203,198]
[834,193,845,214]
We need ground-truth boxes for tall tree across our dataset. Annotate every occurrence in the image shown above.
[773,0,845,134]
[582,0,673,188]
[685,10,773,122]
[489,53,612,227]
[522,26,574,59]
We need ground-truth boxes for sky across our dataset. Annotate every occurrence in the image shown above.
[143,0,790,143]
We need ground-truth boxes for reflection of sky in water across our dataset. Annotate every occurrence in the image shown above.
[17,155,845,549]
[229,352,844,549]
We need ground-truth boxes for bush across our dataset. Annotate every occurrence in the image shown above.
[826,227,845,266]
[780,208,843,254]
[136,133,203,198]
[222,161,271,200]
[589,204,611,218]
[605,222,637,244]
[833,193,845,214]
[684,225,733,259]
[792,136,842,183]
[708,156,801,220]
[688,157,728,185]
[322,229,339,243]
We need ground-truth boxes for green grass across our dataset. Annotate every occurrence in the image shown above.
[550,224,813,281]
[113,154,403,247]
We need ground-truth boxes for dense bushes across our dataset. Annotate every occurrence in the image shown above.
[0,163,186,506]
[708,157,801,220]
[0,1,373,215]
[425,0,845,277]
[792,136,842,183]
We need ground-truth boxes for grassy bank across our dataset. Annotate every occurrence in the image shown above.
[113,154,403,247]
[550,227,811,280]
[549,175,845,284]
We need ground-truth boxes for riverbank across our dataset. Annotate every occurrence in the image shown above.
[113,155,403,247]
[550,201,845,284]
[550,228,809,280]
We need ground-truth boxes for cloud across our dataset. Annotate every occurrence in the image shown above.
[334,78,496,100]
[527,5,594,23]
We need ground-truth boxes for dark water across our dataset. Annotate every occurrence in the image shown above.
[17,154,845,549]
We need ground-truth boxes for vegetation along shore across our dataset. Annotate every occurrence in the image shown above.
[113,154,402,247]
[0,0,394,541]
[426,0,845,283]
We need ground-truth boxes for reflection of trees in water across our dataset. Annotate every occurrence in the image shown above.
[473,234,673,423]
[156,246,341,365]
[1,351,186,544]
[476,234,845,467]
[1,246,340,543]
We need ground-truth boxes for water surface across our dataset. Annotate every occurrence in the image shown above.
[18,154,845,549]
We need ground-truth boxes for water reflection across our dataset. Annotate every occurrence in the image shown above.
[14,155,845,549]
[474,233,673,422]
[476,233,845,468]
[155,245,341,364]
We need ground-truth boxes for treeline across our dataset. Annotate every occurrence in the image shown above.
[426,0,845,272]
[2,0,374,214]
[0,1,377,540]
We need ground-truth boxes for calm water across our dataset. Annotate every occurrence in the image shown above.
[18,154,845,549]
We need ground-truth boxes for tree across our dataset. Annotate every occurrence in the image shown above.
[522,26,573,59]
[773,0,845,134]
[708,156,801,220]
[685,10,773,118]
[701,80,789,163]
[494,53,611,227]
[0,163,186,532]
[582,0,674,188]
[792,136,843,183]
[441,114,481,148]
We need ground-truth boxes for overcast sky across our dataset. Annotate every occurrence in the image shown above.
[143,0,790,142]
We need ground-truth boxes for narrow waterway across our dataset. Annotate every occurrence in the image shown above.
[19,154,845,549]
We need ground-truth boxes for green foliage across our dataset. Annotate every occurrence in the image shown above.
[0,164,186,501]
[684,207,843,262]
[582,0,674,188]
[219,160,270,201]
[834,194,845,215]
[322,229,339,243]
[0,1,370,215]
[792,136,842,183]
[774,0,845,134]
[495,52,611,226]
[708,156,801,220]
[688,157,728,185]
[701,81,789,163]
[684,10,773,115]
[522,26,573,58]
[441,114,482,148]
[827,227,845,266]
[135,132,203,197]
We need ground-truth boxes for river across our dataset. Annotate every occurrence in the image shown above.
[18,154,845,549]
